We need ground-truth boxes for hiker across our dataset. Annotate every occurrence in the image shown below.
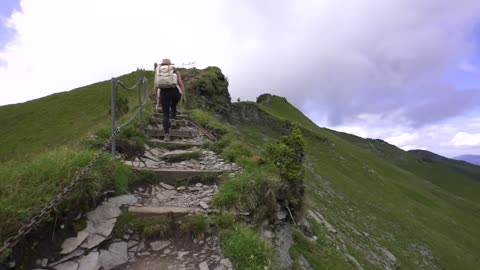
[154,59,185,140]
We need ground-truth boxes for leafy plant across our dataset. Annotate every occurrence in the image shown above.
[263,127,305,181]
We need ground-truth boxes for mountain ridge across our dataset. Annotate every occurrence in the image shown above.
[455,154,480,165]
[1,72,480,269]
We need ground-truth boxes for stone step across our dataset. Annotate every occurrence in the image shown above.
[145,128,195,138]
[149,138,204,148]
[161,150,201,162]
[132,167,223,182]
[128,206,201,215]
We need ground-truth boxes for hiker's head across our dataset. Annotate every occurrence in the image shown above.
[161,59,173,66]
[154,62,158,69]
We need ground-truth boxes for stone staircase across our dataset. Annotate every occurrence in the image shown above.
[38,112,236,270]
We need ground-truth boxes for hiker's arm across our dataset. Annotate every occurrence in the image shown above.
[176,71,185,94]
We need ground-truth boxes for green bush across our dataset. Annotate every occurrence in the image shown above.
[263,127,305,181]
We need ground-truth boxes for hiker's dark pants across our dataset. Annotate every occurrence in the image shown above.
[159,87,181,134]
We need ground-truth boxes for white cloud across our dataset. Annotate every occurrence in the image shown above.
[0,0,233,105]
[317,112,480,157]
[1,0,480,158]
[451,132,480,146]
[385,133,419,147]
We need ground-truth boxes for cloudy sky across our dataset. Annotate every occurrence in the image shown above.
[1,0,480,158]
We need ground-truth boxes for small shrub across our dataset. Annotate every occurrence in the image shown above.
[213,212,237,229]
[180,215,211,236]
[263,127,305,181]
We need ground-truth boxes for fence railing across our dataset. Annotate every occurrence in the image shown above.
[110,68,148,156]
[0,68,149,255]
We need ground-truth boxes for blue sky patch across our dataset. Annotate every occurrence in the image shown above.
[0,0,21,50]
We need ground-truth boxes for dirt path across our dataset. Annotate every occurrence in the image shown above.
[33,115,236,270]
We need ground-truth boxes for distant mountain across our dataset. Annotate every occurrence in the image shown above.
[454,154,480,165]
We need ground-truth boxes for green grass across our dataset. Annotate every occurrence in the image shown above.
[180,215,211,236]
[0,69,155,254]
[190,109,230,135]
[115,212,169,239]
[0,70,154,162]
[213,157,281,218]
[3,65,480,270]
[222,224,275,270]
[238,94,480,269]
[212,212,237,229]
[289,228,349,269]
[0,147,126,241]
[223,142,252,162]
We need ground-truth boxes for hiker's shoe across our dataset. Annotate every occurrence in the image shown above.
[164,133,170,141]
[170,119,176,129]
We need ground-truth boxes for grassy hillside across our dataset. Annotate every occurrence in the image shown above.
[2,68,480,269]
[0,70,153,162]
[0,70,155,255]
[237,94,480,269]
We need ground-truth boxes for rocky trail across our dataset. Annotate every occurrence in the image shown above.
[30,113,236,270]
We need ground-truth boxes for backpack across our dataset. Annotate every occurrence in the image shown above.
[156,65,178,88]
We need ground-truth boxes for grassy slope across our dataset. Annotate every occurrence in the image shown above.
[238,95,480,269]
[0,70,154,244]
[0,70,153,161]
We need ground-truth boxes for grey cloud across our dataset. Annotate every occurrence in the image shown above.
[221,0,480,127]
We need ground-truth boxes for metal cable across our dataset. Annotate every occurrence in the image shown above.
[0,73,149,255]
[117,80,141,91]
[0,127,120,255]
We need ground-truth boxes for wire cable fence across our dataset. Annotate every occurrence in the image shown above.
[0,69,148,256]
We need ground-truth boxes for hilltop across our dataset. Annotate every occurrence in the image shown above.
[1,67,480,269]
